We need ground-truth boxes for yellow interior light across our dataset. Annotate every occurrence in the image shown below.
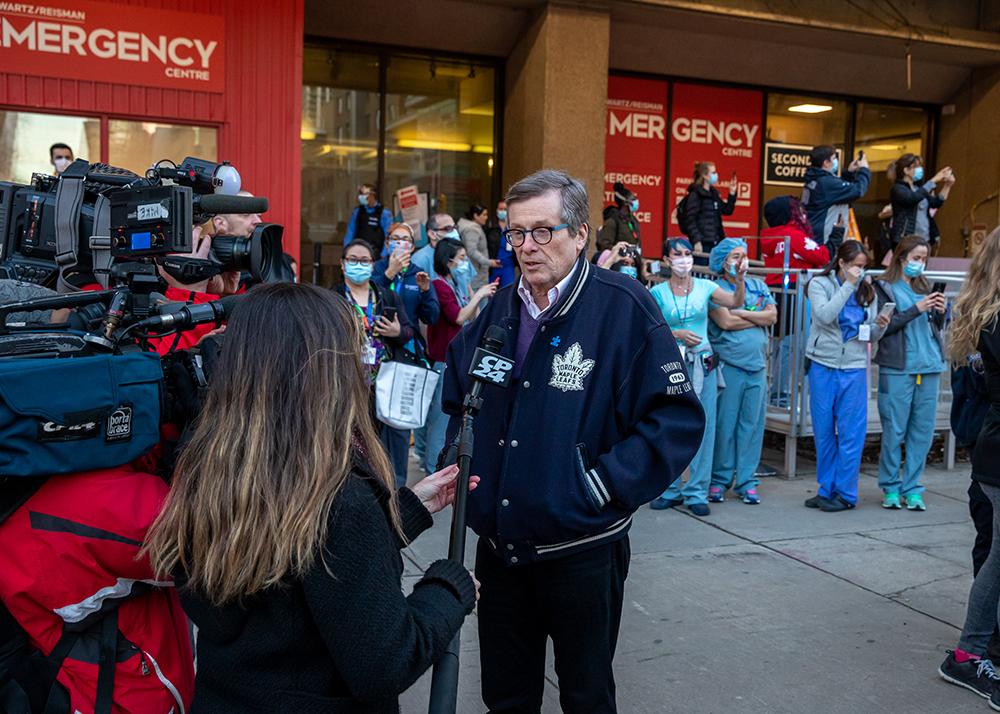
[397,139,473,152]
[788,104,833,114]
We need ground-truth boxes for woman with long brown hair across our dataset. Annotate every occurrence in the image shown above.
[873,235,947,510]
[804,240,889,512]
[939,227,1000,705]
[144,282,478,713]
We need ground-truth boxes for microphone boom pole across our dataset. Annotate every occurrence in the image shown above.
[428,326,512,714]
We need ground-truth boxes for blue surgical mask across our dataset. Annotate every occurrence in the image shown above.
[497,209,507,222]
[629,198,640,212]
[904,260,925,278]
[726,262,738,277]
[440,229,460,242]
[620,266,638,280]
[344,262,372,284]
[358,194,369,207]
[453,259,470,277]
[708,172,719,185]
[831,156,839,174]
[913,166,925,182]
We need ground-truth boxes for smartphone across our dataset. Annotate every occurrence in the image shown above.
[382,306,397,323]
[878,302,896,319]
[932,281,947,295]
[858,150,865,160]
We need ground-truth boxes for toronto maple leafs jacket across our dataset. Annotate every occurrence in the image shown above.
[443,256,705,565]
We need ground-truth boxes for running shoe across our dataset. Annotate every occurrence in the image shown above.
[906,494,927,511]
[939,650,1000,700]
[882,493,902,509]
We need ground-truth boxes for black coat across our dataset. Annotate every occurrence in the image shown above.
[682,184,735,250]
[889,179,945,246]
[178,470,477,713]
[973,322,1000,488]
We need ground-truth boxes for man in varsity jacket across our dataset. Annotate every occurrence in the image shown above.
[443,169,705,713]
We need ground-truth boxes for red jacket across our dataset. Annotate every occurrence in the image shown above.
[759,223,830,287]
[427,278,463,363]
[0,467,195,713]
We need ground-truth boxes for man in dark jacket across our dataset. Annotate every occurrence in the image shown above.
[801,145,871,245]
[443,169,705,713]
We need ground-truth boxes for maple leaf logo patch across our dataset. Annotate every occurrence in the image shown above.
[549,342,595,392]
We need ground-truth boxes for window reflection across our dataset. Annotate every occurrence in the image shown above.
[0,110,100,183]
[108,121,217,177]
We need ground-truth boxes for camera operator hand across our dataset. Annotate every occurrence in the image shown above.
[159,226,212,293]
[373,313,401,338]
[207,270,241,297]
[410,464,481,514]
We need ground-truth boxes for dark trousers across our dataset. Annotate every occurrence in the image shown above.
[475,537,629,714]
[379,425,410,489]
[968,480,1000,661]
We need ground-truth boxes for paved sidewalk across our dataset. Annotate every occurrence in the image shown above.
[400,459,983,713]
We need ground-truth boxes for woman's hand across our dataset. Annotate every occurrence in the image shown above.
[469,571,481,602]
[672,329,701,347]
[373,313,401,338]
[916,294,945,314]
[474,280,498,303]
[386,248,410,279]
[415,271,431,292]
[735,257,749,278]
[844,265,863,285]
[411,464,481,514]
[729,172,739,194]
[875,313,890,329]
[599,242,629,269]
[931,167,951,184]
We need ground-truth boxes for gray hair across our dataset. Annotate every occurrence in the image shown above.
[427,213,452,232]
[505,169,590,234]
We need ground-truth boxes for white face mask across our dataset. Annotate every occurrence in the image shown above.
[671,256,694,277]
[53,157,70,173]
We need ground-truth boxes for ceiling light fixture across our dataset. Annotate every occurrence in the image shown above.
[788,104,833,114]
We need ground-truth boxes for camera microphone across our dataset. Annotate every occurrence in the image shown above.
[135,293,243,331]
[195,194,269,216]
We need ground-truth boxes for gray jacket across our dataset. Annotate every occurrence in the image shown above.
[806,273,884,370]
[873,280,946,371]
[458,217,490,290]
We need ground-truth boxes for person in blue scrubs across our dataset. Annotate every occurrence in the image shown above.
[649,238,747,517]
[874,235,948,511]
[805,241,890,512]
[707,239,777,504]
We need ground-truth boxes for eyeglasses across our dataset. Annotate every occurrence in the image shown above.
[503,223,570,247]
[344,258,373,266]
[432,225,456,234]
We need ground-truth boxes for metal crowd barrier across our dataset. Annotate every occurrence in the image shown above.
[671,259,965,479]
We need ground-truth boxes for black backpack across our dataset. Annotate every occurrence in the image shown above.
[675,193,693,236]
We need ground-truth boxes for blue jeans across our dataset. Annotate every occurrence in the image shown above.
[422,362,448,476]
[661,366,718,505]
[809,363,868,505]
[380,425,411,489]
[712,364,767,496]
[877,372,940,497]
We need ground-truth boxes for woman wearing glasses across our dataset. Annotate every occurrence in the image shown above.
[337,240,416,487]
[422,240,498,476]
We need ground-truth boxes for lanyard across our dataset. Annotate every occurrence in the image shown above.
[669,279,692,325]
[346,286,375,330]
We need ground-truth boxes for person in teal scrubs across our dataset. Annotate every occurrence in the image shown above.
[649,238,748,517]
[707,239,777,504]
[874,235,947,511]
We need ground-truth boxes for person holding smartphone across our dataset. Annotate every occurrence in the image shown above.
[874,235,948,510]
[337,240,417,487]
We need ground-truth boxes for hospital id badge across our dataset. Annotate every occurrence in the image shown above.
[363,339,378,365]
[858,324,871,342]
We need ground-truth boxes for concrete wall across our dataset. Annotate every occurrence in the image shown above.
[503,5,610,228]
[936,67,1000,255]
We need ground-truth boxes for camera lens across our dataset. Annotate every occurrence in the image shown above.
[210,223,286,283]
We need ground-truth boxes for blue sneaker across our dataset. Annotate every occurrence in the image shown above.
[741,489,761,505]
[687,503,711,517]
[708,486,725,503]
[906,494,927,511]
[650,496,683,510]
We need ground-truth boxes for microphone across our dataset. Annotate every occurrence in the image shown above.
[135,293,242,331]
[467,324,515,391]
[194,194,268,215]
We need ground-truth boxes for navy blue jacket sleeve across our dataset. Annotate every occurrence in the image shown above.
[587,322,706,509]
[720,190,737,216]
[820,167,871,206]
[419,282,441,326]
[890,181,934,209]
